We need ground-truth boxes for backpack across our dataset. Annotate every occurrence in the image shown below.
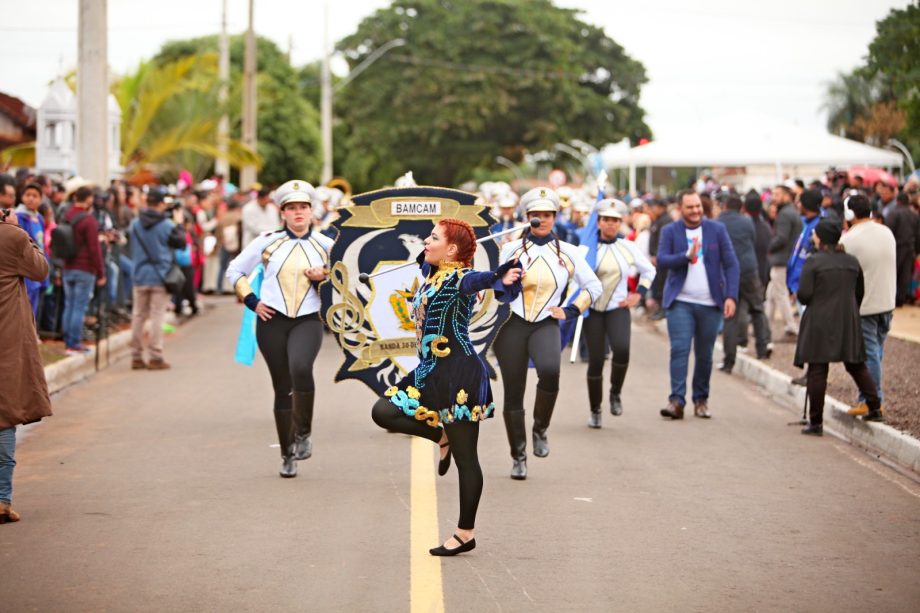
[51,212,90,260]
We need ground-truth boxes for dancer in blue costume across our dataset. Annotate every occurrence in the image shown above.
[371,217,522,556]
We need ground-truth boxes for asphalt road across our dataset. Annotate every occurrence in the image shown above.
[3,299,919,612]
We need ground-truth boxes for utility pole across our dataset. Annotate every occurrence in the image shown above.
[215,0,230,179]
[77,0,109,184]
[240,0,258,189]
[320,1,333,185]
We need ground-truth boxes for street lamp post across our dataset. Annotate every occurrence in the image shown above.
[239,0,257,189]
[887,138,916,174]
[553,142,593,178]
[215,0,230,178]
[569,139,598,154]
[495,156,525,182]
[319,2,405,185]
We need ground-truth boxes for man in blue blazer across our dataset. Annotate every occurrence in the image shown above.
[657,190,740,419]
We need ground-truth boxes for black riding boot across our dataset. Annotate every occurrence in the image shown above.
[292,391,314,460]
[273,408,297,478]
[532,387,558,458]
[610,362,628,416]
[503,410,527,480]
[587,376,603,429]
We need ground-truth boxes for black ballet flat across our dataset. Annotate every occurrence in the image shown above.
[429,533,476,557]
[438,441,451,476]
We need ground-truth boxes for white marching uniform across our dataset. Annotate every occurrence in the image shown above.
[226,228,333,318]
[499,237,602,321]
[593,239,656,311]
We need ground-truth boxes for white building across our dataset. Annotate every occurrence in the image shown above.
[35,77,123,179]
[36,77,77,176]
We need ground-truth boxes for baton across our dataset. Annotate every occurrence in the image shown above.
[357,218,539,286]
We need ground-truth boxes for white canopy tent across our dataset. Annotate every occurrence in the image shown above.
[603,114,904,194]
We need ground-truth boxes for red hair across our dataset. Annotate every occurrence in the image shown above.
[438,218,477,266]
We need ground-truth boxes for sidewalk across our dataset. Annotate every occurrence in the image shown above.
[890,304,920,344]
[43,304,215,396]
[646,315,920,478]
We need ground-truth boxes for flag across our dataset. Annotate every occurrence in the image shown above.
[234,264,264,366]
[559,183,605,351]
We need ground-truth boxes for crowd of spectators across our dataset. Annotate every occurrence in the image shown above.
[0,171,350,359]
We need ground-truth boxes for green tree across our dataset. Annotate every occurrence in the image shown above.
[155,35,321,186]
[866,3,920,163]
[335,0,649,190]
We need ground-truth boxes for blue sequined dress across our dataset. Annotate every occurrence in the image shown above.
[385,258,521,428]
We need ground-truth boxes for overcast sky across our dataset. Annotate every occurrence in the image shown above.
[0,0,908,140]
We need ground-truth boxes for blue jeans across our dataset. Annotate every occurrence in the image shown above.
[859,311,893,403]
[106,259,119,304]
[27,285,41,319]
[666,300,723,405]
[0,426,15,503]
[119,254,134,303]
[62,269,96,349]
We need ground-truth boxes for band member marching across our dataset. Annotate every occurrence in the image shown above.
[494,187,602,480]
[226,180,333,478]
[370,218,523,556]
[584,199,656,428]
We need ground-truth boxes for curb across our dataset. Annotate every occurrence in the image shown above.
[43,310,194,396]
[44,329,133,395]
[650,318,920,476]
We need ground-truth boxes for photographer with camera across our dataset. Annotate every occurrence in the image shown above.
[90,189,121,312]
[0,197,53,524]
[128,187,187,370]
[0,174,16,211]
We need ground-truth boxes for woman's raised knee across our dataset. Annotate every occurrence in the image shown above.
[371,397,394,429]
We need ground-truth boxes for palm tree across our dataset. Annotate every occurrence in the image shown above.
[822,69,883,140]
[113,53,261,181]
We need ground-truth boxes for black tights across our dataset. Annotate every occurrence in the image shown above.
[584,308,631,389]
[806,362,880,425]
[493,315,561,411]
[256,313,323,411]
[371,398,483,530]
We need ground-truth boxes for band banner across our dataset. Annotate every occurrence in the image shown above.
[320,186,508,396]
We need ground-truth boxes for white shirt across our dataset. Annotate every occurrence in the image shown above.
[593,238,656,311]
[241,200,282,246]
[500,235,602,322]
[840,220,897,316]
[226,229,334,317]
[676,225,716,306]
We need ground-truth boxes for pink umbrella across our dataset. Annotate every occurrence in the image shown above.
[848,165,898,187]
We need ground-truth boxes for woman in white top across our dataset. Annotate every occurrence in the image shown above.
[226,180,334,478]
[493,187,602,480]
[584,200,656,428]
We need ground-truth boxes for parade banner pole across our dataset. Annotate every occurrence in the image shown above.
[357,218,539,286]
[569,314,583,364]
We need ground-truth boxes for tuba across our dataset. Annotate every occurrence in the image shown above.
[326,177,352,205]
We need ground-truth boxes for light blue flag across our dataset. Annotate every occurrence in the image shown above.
[559,185,606,349]
[234,264,264,366]
[578,186,605,270]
